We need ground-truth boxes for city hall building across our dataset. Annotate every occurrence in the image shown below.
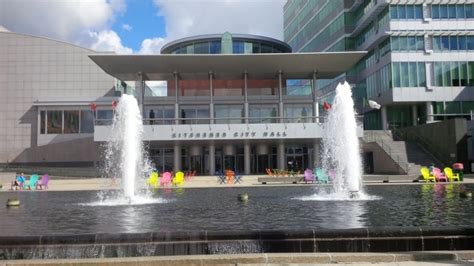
[0,31,365,175]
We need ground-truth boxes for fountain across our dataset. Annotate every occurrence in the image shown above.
[102,94,152,204]
[321,81,363,198]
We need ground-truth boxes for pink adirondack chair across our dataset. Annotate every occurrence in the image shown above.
[303,168,315,183]
[160,172,172,186]
[36,174,50,189]
[432,167,447,182]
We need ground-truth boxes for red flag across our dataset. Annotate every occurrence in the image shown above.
[323,101,331,110]
[89,102,97,111]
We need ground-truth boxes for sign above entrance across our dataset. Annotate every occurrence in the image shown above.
[94,122,363,142]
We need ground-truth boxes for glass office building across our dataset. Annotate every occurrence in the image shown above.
[284,0,474,129]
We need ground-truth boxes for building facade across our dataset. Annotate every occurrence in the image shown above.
[0,31,365,175]
[91,33,365,175]
[284,0,474,130]
[0,31,115,166]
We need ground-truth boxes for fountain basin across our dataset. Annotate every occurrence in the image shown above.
[1,227,473,259]
[1,185,473,259]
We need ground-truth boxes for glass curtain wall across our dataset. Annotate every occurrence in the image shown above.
[215,105,243,124]
[433,62,474,86]
[249,105,277,123]
[284,104,313,123]
[145,105,174,124]
[180,105,210,124]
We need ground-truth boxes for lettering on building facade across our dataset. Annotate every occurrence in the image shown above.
[171,131,286,139]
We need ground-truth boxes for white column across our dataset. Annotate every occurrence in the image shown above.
[244,71,249,124]
[244,142,251,175]
[174,71,179,125]
[278,70,284,123]
[412,105,418,126]
[173,144,181,171]
[426,102,434,123]
[209,144,216,175]
[209,71,214,124]
[312,71,319,123]
[138,72,145,117]
[277,142,285,170]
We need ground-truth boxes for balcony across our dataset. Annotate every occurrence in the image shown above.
[94,116,364,142]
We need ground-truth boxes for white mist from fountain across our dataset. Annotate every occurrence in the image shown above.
[89,94,168,206]
[296,81,380,201]
[322,81,362,196]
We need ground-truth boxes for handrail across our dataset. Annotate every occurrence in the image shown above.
[363,131,410,174]
[95,115,365,126]
[393,127,448,166]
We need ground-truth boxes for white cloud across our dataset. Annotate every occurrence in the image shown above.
[122,23,132,31]
[89,30,132,54]
[0,25,9,32]
[0,0,130,53]
[138,37,167,54]
[0,0,286,54]
[154,0,285,43]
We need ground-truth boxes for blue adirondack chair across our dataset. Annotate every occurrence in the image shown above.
[27,174,40,190]
[315,168,329,184]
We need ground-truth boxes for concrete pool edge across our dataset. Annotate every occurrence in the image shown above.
[1,226,473,260]
[1,251,474,265]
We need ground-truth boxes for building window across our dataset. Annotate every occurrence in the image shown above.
[80,110,94,133]
[390,5,423,19]
[40,111,46,134]
[233,41,244,54]
[285,79,312,95]
[47,111,62,134]
[433,62,474,87]
[284,104,312,123]
[180,105,210,124]
[210,41,221,54]
[392,62,426,88]
[249,105,277,123]
[63,111,79,134]
[390,36,424,51]
[215,105,243,124]
[432,4,474,19]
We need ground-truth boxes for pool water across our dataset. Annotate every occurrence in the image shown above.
[0,184,473,236]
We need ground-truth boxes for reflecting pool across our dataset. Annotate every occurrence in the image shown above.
[0,184,473,236]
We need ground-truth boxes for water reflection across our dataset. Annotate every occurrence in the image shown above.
[0,185,473,236]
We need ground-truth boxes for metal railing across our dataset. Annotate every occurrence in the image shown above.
[95,115,365,126]
[363,131,411,174]
[392,127,448,167]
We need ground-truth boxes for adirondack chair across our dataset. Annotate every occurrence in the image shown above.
[160,172,172,186]
[146,171,159,188]
[173,171,185,186]
[443,167,460,182]
[420,167,436,182]
[432,167,447,182]
[315,168,329,184]
[11,174,25,190]
[36,174,50,190]
[304,168,315,183]
[27,174,40,190]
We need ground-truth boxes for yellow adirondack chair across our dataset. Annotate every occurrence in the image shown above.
[420,167,435,182]
[146,171,159,188]
[173,171,185,186]
[443,167,460,182]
